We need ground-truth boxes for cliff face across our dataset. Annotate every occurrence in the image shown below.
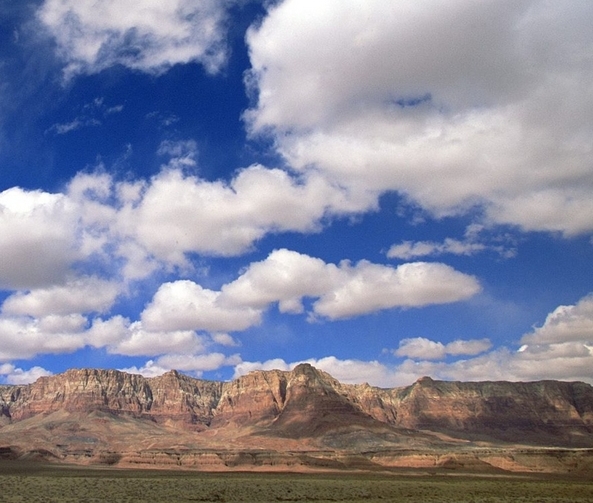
[1,364,592,448]
[386,376,593,445]
[0,369,225,428]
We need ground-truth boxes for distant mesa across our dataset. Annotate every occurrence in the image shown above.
[0,365,592,473]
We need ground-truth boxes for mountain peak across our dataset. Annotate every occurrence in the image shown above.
[1,366,592,471]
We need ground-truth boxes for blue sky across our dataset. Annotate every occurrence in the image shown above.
[1,0,592,386]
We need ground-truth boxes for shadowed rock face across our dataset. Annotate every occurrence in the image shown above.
[387,376,593,445]
[1,364,592,449]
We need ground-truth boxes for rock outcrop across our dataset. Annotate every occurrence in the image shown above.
[1,364,592,472]
[385,376,593,445]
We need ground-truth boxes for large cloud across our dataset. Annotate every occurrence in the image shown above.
[123,166,361,264]
[141,281,262,333]
[394,337,492,361]
[141,249,480,334]
[0,363,52,385]
[37,0,235,77]
[311,260,481,319]
[0,161,366,293]
[2,277,119,317]
[0,188,79,289]
[521,294,593,346]
[221,249,481,320]
[0,312,205,361]
[246,0,593,235]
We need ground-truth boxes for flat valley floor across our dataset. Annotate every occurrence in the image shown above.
[1,462,593,503]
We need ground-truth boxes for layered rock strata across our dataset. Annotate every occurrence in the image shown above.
[0,364,593,447]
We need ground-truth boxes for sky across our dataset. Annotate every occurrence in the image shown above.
[0,0,592,387]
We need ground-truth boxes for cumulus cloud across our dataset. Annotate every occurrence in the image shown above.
[394,337,492,360]
[521,294,593,346]
[123,167,362,264]
[0,363,52,385]
[390,294,593,384]
[0,187,79,289]
[137,250,479,336]
[246,0,593,235]
[2,277,119,317]
[1,164,481,363]
[0,315,88,360]
[120,353,241,378]
[221,249,481,321]
[311,260,481,319]
[157,352,241,373]
[0,310,201,361]
[118,360,170,378]
[141,280,262,333]
[220,248,341,314]
[108,322,205,357]
[37,0,234,78]
[211,333,240,347]
[0,162,366,292]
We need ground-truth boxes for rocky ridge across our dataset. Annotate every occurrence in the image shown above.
[1,364,592,473]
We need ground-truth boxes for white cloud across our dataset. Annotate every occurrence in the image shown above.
[0,170,481,362]
[157,139,199,169]
[312,261,481,319]
[391,295,593,384]
[394,337,492,360]
[46,117,101,135]
[0,363,52,385]
[221,249,480,321]
[138,250,479,338]
[122,167,361,264]
[45,98,123,135]
[141,281,262,333]
[85,316,132,348]
[0,310,203,361]
[211,333,240,347]
[119,360,169,378]
[233,358,292,378]
[0,315,88,360]
[0,187,79,289]
[394,338,447,360]
[108,320,205,357]
[386,224,516,260]
[246,0,593,235]
[157,352,241,373]
[0,164,381,293]
[220,248,340,313]
[310,356,395,386]
[445,338,493,356]
[37,0,233,78]
[120,353,242,378]
[2,277,119,317]
[1,295,590,386]
[521,294,593,346]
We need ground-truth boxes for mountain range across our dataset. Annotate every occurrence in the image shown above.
[1,364,592,474]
